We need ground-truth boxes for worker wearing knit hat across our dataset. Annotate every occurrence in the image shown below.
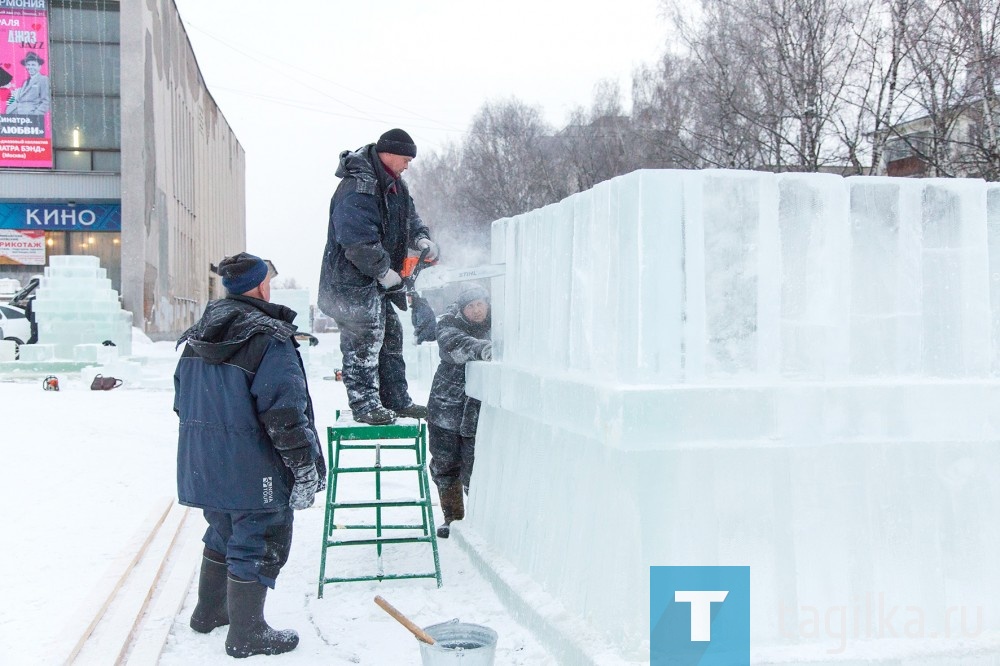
[218,252,273,294]
[319,128,439,426]
[375,128,417,158]
[175,249,324,658]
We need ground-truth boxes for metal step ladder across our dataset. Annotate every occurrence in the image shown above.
[318,410,442,597]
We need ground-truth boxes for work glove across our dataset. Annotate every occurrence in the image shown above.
[288,464,319,510]
[315,455,327,493]
[416,238,440,261]
[480,343,493,361]
[411,296,438,343]
[377,268,402,289]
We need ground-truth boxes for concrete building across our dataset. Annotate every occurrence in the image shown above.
[0,0,245,338]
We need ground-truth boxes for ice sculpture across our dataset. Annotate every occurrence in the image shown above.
[463,170,1000,663]
[23,255,133,360]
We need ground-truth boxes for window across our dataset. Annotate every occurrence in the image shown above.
[49,0,121,172]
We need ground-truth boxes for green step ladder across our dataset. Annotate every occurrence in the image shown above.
[318,410,442,598]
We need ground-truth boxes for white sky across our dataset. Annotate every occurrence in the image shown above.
[171,0,670,302]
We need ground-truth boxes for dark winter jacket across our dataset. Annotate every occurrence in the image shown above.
[173,296,323,512]
[318,144,430,316]
[427,305,492,436]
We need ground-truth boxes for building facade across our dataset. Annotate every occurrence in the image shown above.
[0,0,244,337]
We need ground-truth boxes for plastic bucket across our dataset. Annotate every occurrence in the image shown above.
[418,619,497,665]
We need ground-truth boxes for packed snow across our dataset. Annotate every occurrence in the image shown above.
[0,331,556,665]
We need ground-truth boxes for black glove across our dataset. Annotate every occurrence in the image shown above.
[315,455,327,493]
[480,342,493,361]
[411,296,437,343]
[289,465,319,509]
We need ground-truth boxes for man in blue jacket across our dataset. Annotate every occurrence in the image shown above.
[318,128,439,425]
[174,252,325,658]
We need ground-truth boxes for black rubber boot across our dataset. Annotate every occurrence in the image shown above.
[396,403,428,419]
[190,550,229,633]
[436,484,466,539]
[225,576,299,658]
[355,406,396,425]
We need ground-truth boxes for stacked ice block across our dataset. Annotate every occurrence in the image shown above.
[464,170,1000,664]
[25,255,133,359]
[269,288,311,333]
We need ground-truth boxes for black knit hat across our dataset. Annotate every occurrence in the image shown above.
[375,128,417,158]
[218,252,268,294]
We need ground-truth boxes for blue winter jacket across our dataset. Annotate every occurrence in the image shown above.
[317,144,430,316]
[173,296,323,512]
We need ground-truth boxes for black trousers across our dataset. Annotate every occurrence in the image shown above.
[202,508,293,588]
[428,423,476,492]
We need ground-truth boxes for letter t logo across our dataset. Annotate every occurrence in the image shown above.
[674,590,729,641]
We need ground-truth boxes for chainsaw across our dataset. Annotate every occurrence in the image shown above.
[411,261,505,293]
[396,248,505,294]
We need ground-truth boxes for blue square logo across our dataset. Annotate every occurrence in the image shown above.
[650,566,750,666]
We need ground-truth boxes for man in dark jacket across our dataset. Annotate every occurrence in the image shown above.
[174,252,325,659]
[318,128,439,425]
[426,283,492,538]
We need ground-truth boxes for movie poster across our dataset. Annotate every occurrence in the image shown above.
[0,0,51,169]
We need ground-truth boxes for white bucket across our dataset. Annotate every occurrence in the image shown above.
[418,619,497,665]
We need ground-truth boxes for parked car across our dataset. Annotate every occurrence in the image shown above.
[0,303,32,357]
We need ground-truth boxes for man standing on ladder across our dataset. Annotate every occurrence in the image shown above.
[174,252,325,658]
[318,128,440,425]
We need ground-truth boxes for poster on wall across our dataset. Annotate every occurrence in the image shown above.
[0,0,51,169]
[0,229,45,265]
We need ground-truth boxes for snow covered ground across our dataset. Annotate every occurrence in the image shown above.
[1,331,556,665]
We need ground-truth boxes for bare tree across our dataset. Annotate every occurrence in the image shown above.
[833,0,912,174]
[460,98,569,219]
[409,143,494,266]
[561,80,641,190]
[941,0,1000,178]
[893,0,971,176]
[631,53,699,168]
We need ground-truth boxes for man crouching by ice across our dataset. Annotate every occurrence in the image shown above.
[173,252,326,658]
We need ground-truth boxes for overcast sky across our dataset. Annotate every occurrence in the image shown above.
[171,0,670,302]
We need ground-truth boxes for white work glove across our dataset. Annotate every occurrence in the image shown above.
[481,343,493,361]
[378,268,402,289]
[416,238,440,261]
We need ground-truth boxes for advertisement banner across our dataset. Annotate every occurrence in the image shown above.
[0,202,121,231]
[0,0,51,169]
[0,228,45,265]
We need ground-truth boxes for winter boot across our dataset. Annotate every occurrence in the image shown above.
[395,403,428,419]
[225,576,299,658]
[355,406,396,425]
[190,549,229,633]
[435,483,466,539]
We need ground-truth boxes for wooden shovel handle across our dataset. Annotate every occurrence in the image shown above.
[374,595,436,645]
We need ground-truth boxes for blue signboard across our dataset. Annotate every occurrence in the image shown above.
[0,202,121,231]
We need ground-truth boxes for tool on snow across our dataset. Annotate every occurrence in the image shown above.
[373,595,436,645]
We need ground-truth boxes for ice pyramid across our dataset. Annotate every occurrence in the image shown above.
[25,255,133,359]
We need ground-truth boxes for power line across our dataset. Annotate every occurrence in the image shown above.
[182,20,467,139]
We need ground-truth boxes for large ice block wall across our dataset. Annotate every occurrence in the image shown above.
[463,170,1000,663]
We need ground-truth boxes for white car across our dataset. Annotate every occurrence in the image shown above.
[0,303,32,353]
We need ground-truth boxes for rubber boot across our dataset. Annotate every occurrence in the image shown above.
[189,550,229,633]
[225,576,299,658]
[355,406,396,425]
[436,483,466,539]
